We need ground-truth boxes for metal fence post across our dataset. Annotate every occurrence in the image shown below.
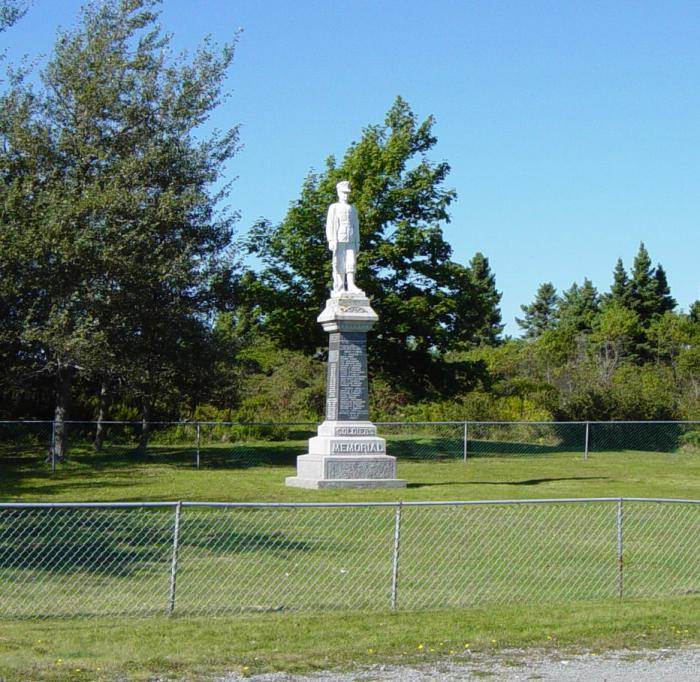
[584,421,590,460]
[50,420,56,473]
[616,498,623,599]
[168,502,182,615]
[195,423,201,469]
[463,422,468,461]
[391,502,403,610]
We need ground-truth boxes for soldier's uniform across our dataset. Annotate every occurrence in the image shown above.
[326,185,360,293]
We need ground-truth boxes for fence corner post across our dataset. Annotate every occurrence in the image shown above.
[616,498,624,599]
[391,502,403,610]
[584,421,590,460]
[168,501,183,615]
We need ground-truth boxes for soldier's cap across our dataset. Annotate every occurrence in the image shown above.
[336,180,351,193]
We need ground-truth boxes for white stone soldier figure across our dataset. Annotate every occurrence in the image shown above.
[326,180,362,295]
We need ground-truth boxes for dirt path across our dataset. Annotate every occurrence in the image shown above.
[221,647,700,681]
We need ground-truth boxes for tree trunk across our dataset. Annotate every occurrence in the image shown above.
[50,364,71,463]
[94,380,109,451]
[136,399,150,456]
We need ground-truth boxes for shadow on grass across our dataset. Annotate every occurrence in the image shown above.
[388,438,587,460]
[0,517,318,576]
[407,476,608,489]
[0,443,305,499]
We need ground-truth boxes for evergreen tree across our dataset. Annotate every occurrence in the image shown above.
[605,257,632,307]
[628,243,676,325]
[558,279,600,332]
[629,242,656,324]
[245,97,488,395]
[0,0,239,451]
[516,282,559,339]
[468,252,503,345]
[653,264,676,316]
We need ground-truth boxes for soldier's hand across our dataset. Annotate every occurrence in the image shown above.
[329,241,336,251]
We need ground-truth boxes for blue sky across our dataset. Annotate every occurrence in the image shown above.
[4,0,699,334]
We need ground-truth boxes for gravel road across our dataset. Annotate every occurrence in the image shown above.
[220,647,700,681]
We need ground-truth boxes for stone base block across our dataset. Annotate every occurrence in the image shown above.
[317,420,377,437]
[285,453,406,489]
[308,435,386,456]
[285,476,407,489]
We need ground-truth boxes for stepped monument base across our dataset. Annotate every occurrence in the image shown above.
[285,293,406,490]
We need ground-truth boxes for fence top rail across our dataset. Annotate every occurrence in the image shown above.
[0,497,697,510]
[0,419,699,426]
[0,501,179,509]
[448,420,700,426]
[0,420,320,426]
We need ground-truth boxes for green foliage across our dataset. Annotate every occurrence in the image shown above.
[0,8,696,427]
[689,300,700,324]
[391,392,552,423]
[516,282,559,339]
[558,279,600,333]
[245,97,500,396]
[608,364,679,420]
[629,242,676,327]
[0,0,240,430]
[233,337,326,422]
[467,252,504,345]
[605,258,633,308]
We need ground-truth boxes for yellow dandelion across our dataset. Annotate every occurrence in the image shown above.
[368,648,374,654]
[417,644,424,650]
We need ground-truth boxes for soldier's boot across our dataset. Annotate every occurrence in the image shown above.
[346,272,362,294]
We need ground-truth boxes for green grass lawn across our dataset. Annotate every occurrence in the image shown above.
[0,597,697,681]
[0,442,697,679]
[1,441,699,502]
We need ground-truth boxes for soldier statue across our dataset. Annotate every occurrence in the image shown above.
[326,180,362,295]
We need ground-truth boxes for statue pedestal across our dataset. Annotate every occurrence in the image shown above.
[286,293,406,490]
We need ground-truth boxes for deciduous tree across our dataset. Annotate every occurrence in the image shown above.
[245,97,494,396]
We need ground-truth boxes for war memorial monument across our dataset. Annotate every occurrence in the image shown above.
[286,181,406,489]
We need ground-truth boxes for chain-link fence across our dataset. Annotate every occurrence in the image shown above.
[0,420,698,469]
[0,498,696,618]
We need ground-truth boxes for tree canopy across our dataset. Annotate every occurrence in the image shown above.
[244,97,500,396]
[0,0,240,447]
[0,5,696,430]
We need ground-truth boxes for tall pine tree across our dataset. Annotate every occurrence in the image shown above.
[468,252,503,345]
[605,257,632,307]
[558,279,600,332]
[516,282,559,339]
[652,264,676,316]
